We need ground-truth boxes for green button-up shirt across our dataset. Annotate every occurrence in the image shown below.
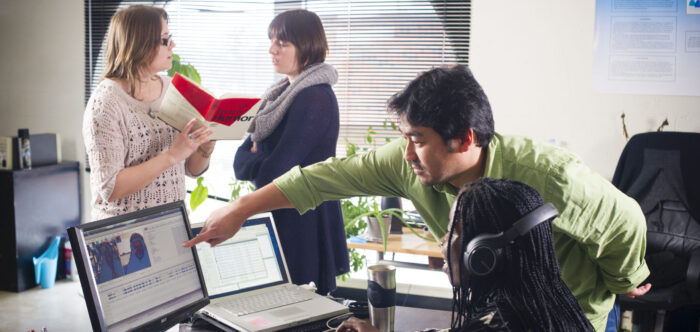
[274,133,649,331]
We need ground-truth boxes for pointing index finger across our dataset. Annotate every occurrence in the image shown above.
[182,233,207,248]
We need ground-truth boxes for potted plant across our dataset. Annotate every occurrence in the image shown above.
[340,196,371,279]
[353,121,406,234]
[344,206,433,253]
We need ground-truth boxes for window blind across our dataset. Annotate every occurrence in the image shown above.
[304,0,470,155]
[85,0,470,157]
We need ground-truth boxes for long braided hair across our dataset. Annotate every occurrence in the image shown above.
[447,178,593,331]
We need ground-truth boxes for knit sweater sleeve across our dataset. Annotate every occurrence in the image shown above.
[83,82,129,202]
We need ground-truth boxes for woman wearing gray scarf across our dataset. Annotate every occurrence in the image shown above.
[233,9,349,295]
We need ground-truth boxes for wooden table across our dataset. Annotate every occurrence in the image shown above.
[347,227,444,270]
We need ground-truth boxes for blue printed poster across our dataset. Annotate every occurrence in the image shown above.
[593,0,700,96]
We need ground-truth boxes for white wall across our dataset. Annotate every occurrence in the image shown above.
[0,0,697,222]
[470,0,700,180]
[0,0,88,220]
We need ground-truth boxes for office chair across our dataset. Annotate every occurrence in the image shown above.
[612,131,700,331]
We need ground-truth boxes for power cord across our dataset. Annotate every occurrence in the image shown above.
[326,312,354,330]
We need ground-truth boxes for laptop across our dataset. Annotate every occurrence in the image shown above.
[67,201,210,332]
[192,213,348,332]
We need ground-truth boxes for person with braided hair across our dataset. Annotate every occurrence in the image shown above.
[337,178,594,332]
[185,65,650,331]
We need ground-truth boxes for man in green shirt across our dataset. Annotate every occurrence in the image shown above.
[184,65,650,331]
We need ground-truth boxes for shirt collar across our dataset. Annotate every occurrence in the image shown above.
[433,182,459,195]
[483,132,503,178]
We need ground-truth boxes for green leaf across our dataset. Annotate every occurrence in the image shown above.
[190,177,208,211]
[229,179,254,202]
[167,54,182,77]
[168,53,201,84]
[345,139,358,157]
[182,64,201,84]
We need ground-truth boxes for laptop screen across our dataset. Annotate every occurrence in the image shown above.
[68,201,209,332]
[192,213,289,298]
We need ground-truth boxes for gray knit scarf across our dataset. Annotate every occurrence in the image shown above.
[248,62,338,142]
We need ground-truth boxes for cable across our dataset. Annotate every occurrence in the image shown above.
[326,312,354,330]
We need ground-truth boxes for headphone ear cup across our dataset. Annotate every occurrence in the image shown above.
[464,234,502,277]
[460,204,556,279]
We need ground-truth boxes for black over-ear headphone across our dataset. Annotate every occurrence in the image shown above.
[463,203,558,277]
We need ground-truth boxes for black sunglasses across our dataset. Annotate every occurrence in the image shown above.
[161,34,173,47]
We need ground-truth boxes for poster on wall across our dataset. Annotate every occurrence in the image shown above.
[593,0,700,96]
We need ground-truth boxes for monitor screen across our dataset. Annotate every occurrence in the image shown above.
[192,215,288,298]
[68,201,209,332]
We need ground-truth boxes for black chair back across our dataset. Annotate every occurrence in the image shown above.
[612,131,700,311]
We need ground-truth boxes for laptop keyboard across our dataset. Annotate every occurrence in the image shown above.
[221,285,314,316]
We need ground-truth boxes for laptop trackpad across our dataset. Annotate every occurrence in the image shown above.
[270,307,305,317]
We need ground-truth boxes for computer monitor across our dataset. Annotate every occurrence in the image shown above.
[67,201,209,332]
[191,214,290,298]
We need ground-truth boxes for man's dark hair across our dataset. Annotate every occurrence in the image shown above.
[447,178,593,331]
[387,65,495,147]
[268,9,328,71]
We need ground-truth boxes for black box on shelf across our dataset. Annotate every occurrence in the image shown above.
[0,162,81,291]
[3,133,61,170]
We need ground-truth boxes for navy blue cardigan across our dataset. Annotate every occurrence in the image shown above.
[234,84,349,294]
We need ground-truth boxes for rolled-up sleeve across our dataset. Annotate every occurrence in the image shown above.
[594,196,650,294]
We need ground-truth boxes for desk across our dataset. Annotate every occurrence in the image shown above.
[347,227,443,270]
[0,280,451,332]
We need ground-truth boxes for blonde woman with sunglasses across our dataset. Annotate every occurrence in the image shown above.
[83,5,214,221]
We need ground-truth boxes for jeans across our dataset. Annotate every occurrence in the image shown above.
[606,303,620,332]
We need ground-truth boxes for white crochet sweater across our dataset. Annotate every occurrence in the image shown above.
[83,76,188,221]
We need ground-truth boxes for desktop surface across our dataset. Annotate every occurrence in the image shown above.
[347,227,440,258]
[0,280,451,332]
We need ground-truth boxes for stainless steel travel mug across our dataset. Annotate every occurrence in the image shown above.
[367,264,396,332]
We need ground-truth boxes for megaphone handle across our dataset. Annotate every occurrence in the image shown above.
[33,257,41,284]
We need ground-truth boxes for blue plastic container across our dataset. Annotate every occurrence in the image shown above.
[33,236,61,289]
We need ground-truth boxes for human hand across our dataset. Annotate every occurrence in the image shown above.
[251,141,258,153]
[197,140,217,158]
[182,204,245,248]
[167,118,213,163]
[624,283,652,298]
[336,317,378,332]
